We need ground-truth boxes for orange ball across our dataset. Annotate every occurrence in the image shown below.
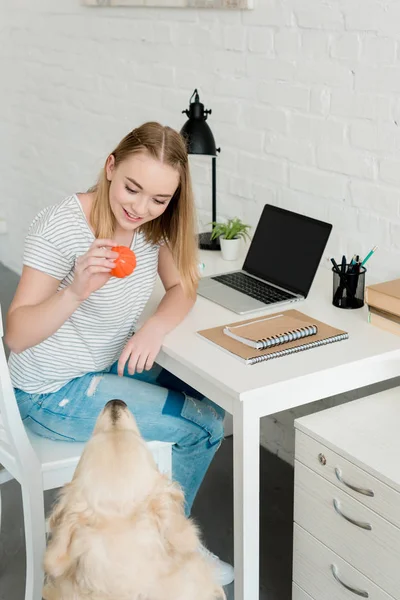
[110,246,137,278]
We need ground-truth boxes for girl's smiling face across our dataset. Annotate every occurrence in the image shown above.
[106,151,180,232]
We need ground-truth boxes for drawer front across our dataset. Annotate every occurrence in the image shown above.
[296,430,400,528]
[292,583,313,600]
[293,524,394,600]
[292,582,314,600]
[294,461,400,599]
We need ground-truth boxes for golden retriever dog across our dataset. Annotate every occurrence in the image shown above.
[43,399,225,600]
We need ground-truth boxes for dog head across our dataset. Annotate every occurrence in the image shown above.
[72,399,161,517]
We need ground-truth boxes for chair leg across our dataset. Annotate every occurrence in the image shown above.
[21,481,47,600]
[0,468,14,535]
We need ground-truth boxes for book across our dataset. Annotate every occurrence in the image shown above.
[365,278,400,317]
[368,305,400,337]
[223,313,318,350]
[198,309,348,365]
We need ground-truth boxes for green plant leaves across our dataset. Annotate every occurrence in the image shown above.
[210,217,251,241]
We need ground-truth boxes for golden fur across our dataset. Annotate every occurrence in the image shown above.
[43,400,225,600]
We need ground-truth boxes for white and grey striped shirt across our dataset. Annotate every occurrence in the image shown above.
[9,195,160,393]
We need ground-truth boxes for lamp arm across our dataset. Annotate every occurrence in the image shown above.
[212,156,217,225]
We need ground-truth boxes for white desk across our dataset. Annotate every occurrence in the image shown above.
[141,250,400,600]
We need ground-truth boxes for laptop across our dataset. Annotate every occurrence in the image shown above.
[198,204,332,314]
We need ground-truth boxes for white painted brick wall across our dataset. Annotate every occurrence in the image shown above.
[2,0,400,464]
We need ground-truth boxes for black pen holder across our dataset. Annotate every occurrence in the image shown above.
[332,264,366,309]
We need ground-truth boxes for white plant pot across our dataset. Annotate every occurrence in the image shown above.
[220,236,241,261]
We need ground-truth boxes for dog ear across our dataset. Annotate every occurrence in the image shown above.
[149,479,200,554]
[149,478,185,520]
[44,486,88,579]
[44,512,78,578]
[48,483,72,532]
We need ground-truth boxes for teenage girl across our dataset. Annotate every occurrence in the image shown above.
[6,122,233,585]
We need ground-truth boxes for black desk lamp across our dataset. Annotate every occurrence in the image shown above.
[181,89,221,251]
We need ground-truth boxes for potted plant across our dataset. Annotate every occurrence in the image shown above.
[210,217,251,261]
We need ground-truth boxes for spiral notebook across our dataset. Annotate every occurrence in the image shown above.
[198,309,348,365]
[223,313,318,350]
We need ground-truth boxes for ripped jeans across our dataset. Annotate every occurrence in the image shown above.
[14,362,225,515]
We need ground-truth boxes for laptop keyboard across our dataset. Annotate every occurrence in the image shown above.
[211,272,295,304]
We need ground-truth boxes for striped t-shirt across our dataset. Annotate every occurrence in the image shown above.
[9,195,160,393]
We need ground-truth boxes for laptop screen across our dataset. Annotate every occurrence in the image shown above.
[243,204,332,297]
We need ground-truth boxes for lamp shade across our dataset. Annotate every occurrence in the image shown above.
[180,89,221,251]
[180,89,217,156]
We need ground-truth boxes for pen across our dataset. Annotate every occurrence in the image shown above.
[341,255,346,274]
[330,257,341,275]
[331,258,354,299]
[349,254,357,274]
[361,245,377,267]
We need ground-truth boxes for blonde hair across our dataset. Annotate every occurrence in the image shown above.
[90,122,199,298]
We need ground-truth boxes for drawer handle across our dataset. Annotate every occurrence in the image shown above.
[331,564,369,597]
[333,499,372,530]
[335,468,374,497]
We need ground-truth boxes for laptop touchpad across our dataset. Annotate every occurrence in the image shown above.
[200,282,265,313]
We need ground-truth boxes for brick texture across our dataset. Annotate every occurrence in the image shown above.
[2,0,400,463]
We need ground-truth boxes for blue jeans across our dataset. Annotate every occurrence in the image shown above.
[14,362,225,515]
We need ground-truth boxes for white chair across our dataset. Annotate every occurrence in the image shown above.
[0,307,173,600]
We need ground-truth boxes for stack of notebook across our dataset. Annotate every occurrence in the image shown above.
[198,309,348,365]
[366,279,400,337]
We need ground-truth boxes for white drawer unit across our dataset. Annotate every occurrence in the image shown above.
[293,388,400,600]
[295,461,400,598]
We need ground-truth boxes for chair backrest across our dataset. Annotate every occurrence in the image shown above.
[0,305,40,478]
